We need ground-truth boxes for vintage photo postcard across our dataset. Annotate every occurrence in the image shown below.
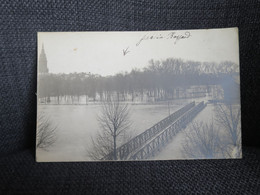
[36,28,241,162]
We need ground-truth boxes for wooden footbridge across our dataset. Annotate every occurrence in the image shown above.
[102,101,206,161]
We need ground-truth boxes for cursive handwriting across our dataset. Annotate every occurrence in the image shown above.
[136,31,191,46]
[166,31,191,44]
[136,34,164,46]
[123,31,191,56]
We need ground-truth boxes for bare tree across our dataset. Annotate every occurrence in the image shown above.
[36,113,57,150]
[88,127,114,160]
[88,99,132,160]
[182,121,222,159]
[182,103,241,159]
[214,103,241,157]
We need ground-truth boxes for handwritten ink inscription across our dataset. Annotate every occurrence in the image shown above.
[123,31,191,56]
[136,31,191,46]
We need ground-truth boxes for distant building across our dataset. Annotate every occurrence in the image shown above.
[39,44,49,73]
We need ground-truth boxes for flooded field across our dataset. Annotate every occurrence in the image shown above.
[152,104,216,160]
[37,103,183,161]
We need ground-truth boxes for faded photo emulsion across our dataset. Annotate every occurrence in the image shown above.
[36,28,241,162]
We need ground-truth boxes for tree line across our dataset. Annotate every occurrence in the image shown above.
[38,58,239,104]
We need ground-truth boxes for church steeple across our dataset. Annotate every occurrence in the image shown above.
[39,44,49,73]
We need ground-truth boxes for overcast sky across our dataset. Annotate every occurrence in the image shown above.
[38,28,239,76]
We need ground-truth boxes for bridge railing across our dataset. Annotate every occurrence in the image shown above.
[102,101,196,160]
[130,101,206,160]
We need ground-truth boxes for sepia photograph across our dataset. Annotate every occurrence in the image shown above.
[36,28,241,162]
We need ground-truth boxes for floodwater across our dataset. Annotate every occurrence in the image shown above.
[36,103,183,161]
[152,104,216,160]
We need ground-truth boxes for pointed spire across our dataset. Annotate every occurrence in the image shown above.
[39,43,49,73]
